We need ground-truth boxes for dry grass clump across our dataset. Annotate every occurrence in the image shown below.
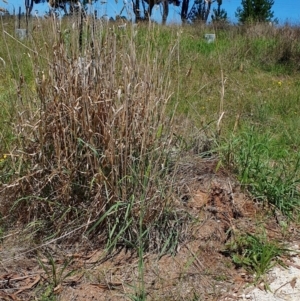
[237,23,300,70]
[275,25,300,68]
[1,20,184,252]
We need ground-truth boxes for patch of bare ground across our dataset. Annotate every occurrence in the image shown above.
[0,155,299,301]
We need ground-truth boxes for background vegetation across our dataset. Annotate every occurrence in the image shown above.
[1,14,300,234]
[1,14,300,299]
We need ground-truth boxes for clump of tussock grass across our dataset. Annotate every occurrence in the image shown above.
[1,19,187,253]
[226,23,300,73]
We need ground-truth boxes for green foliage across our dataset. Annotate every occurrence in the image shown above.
[188,0,212,23]
[211,0,228,23]
[224,232,289,283]
[39,289,57,301]
[187,0,227,24]
[37,251,74,300]
[236,0,275,23]
[37,251,74,288]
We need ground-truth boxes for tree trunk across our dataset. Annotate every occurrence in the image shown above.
[28,0,34,14]
[162,0,169,25]
[181,0,189,23]
[204,0,212,22]
[133,0,141,22]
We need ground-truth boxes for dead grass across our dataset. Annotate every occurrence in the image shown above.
[0,18,185,253]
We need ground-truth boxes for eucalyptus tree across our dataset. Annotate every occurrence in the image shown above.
[28,0,97,15]
[180,0,189,23]
[132,0,180,24]
[181,0,227,24]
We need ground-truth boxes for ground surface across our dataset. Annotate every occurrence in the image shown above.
[0,156,299,301]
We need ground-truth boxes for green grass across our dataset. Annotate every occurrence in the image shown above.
[37,251,74,299]
[219,127,300,216]
[224,232,290,285]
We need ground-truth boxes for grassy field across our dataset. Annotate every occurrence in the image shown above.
[1,15,300,300]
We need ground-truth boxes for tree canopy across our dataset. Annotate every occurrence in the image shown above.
[17,0,280,25]
[181,0,227,24]
[27,1,97,15]
[236,0,275,23]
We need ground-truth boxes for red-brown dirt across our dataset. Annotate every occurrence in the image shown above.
[0,156,298,301]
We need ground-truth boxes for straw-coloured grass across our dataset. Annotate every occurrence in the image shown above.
[1,19,185,252]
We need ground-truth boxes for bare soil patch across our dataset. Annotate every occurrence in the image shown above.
[0,156,299,300]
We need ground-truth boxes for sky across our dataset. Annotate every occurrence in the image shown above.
[1,0,300,24]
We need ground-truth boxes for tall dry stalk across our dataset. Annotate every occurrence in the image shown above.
[1,19,185,252]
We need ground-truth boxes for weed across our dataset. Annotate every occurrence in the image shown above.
[279,220,289,238]
[37,251,74,298]
[214,274,228,281]
[224,232,289,283]
[190,292,201,301]
[38,286,57,301]
[37,251,74,288]
[220,128,300,217]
